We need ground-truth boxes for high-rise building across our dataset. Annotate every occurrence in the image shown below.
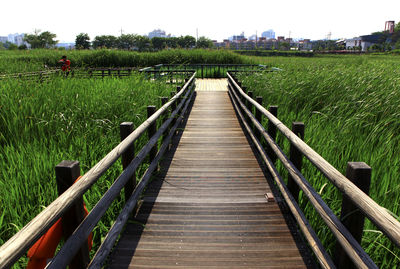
[229,32,246,42]
[148,29,167,39]
[261,29,275,39]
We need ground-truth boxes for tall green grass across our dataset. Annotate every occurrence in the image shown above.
[238,55,400,267]
[0,49,247,74]
[0,75,174,267]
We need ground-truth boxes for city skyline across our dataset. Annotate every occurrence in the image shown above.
[2,0,400,43]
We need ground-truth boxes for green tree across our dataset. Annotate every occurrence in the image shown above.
[165,37,177,49]
[75,33,90,49]
[92,35,117,49]
[196,36,214,48]
[24,29,57,48]
[8,43,18,50]
[134,35,151,51]
[280,42,290,50]
[0,42,4,50]
[117,34,136,50]
[395,41,400,50]
[18,44,27,50]
[177,35,196,48]
[151,37,166,50]
[395,22,400,32]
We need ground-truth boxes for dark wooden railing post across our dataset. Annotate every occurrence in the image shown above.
[55,161,89,269]
[147,106,157,163]
[267,106,278,165]
[101,70,104,78]
[120,122,135,202]
[241,86,247,105]
[201,65,204,79]
[161,97,169,143]
[108,68,111,76]
[247,91,254,130]
[287,122,304,203]
[255,96,263,141]
[334,162,371,269]
[170,91,177,132]
[176,86,182,128]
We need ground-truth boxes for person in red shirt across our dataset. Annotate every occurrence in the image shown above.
[58,55,71,76]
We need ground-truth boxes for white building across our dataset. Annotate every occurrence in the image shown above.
[345,37,362,49]
[229,32,246,42]
[8,33,26,46]
[148,29,167,39]
[262,29,275,39]
[0,36,8,43]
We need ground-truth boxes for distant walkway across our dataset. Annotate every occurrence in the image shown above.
[195,78,228,91]
[108,79,309,268]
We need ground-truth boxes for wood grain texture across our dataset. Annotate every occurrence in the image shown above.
[108,86,308,268]
[227,72,400,249]
[229,87,335,269]
[195,79,228,91]
[0,75,196,268]
[229,81,376,268]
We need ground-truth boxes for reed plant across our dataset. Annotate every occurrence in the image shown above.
[238,55,400,267]
[0,49,247,74]
[0,74,174,267]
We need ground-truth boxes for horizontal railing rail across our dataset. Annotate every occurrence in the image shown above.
[0,67,194,81]
[0,72,196,268]
[141,64,268,78]
[227,71,400,268]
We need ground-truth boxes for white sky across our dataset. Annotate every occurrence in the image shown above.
[1,0,399,42]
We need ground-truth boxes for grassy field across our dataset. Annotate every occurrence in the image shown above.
[0,74,177,267]
[0,49,246,74]
[1,50,400,267]
[237,55,400,267]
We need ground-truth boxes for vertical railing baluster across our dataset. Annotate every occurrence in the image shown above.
[334,162,371,269]
[120,122,135,202]
[55,161,90,269]
[288,122,304,203]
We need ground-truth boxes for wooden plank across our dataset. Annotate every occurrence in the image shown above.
[108,82,309,268]
[0,74,197,269]
[228,72,400,250]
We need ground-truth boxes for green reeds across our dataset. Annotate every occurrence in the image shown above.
[0,75,174,267]
[238,55,400,267]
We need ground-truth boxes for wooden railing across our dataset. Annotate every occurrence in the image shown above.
[0,72,196,268]
[227,71,400,268]
[141,64,268,78]
[0,67,194,84]
[0,69,61,81]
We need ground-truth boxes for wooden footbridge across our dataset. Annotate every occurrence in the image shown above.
[1,67,400,269]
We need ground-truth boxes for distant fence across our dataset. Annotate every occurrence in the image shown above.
[141,64,268,78]
[0,67,192,84]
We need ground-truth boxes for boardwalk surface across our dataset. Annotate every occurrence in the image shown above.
[108,79,309,268]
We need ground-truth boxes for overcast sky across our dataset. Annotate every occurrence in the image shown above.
[1,0,399,42]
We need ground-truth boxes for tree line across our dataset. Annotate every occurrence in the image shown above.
[76,33,214,51]
[0,30,214,51]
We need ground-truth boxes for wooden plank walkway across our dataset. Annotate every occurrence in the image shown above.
[195,79,228,91]
[108,80,310,268]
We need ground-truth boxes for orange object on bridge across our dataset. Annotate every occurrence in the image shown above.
[27,176,92,269]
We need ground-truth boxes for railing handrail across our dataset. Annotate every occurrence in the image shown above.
[0,72,196,268]
[228,80,336,268]
[227,71,400,248]
[47,75,196,268]
[228,78,376,268]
